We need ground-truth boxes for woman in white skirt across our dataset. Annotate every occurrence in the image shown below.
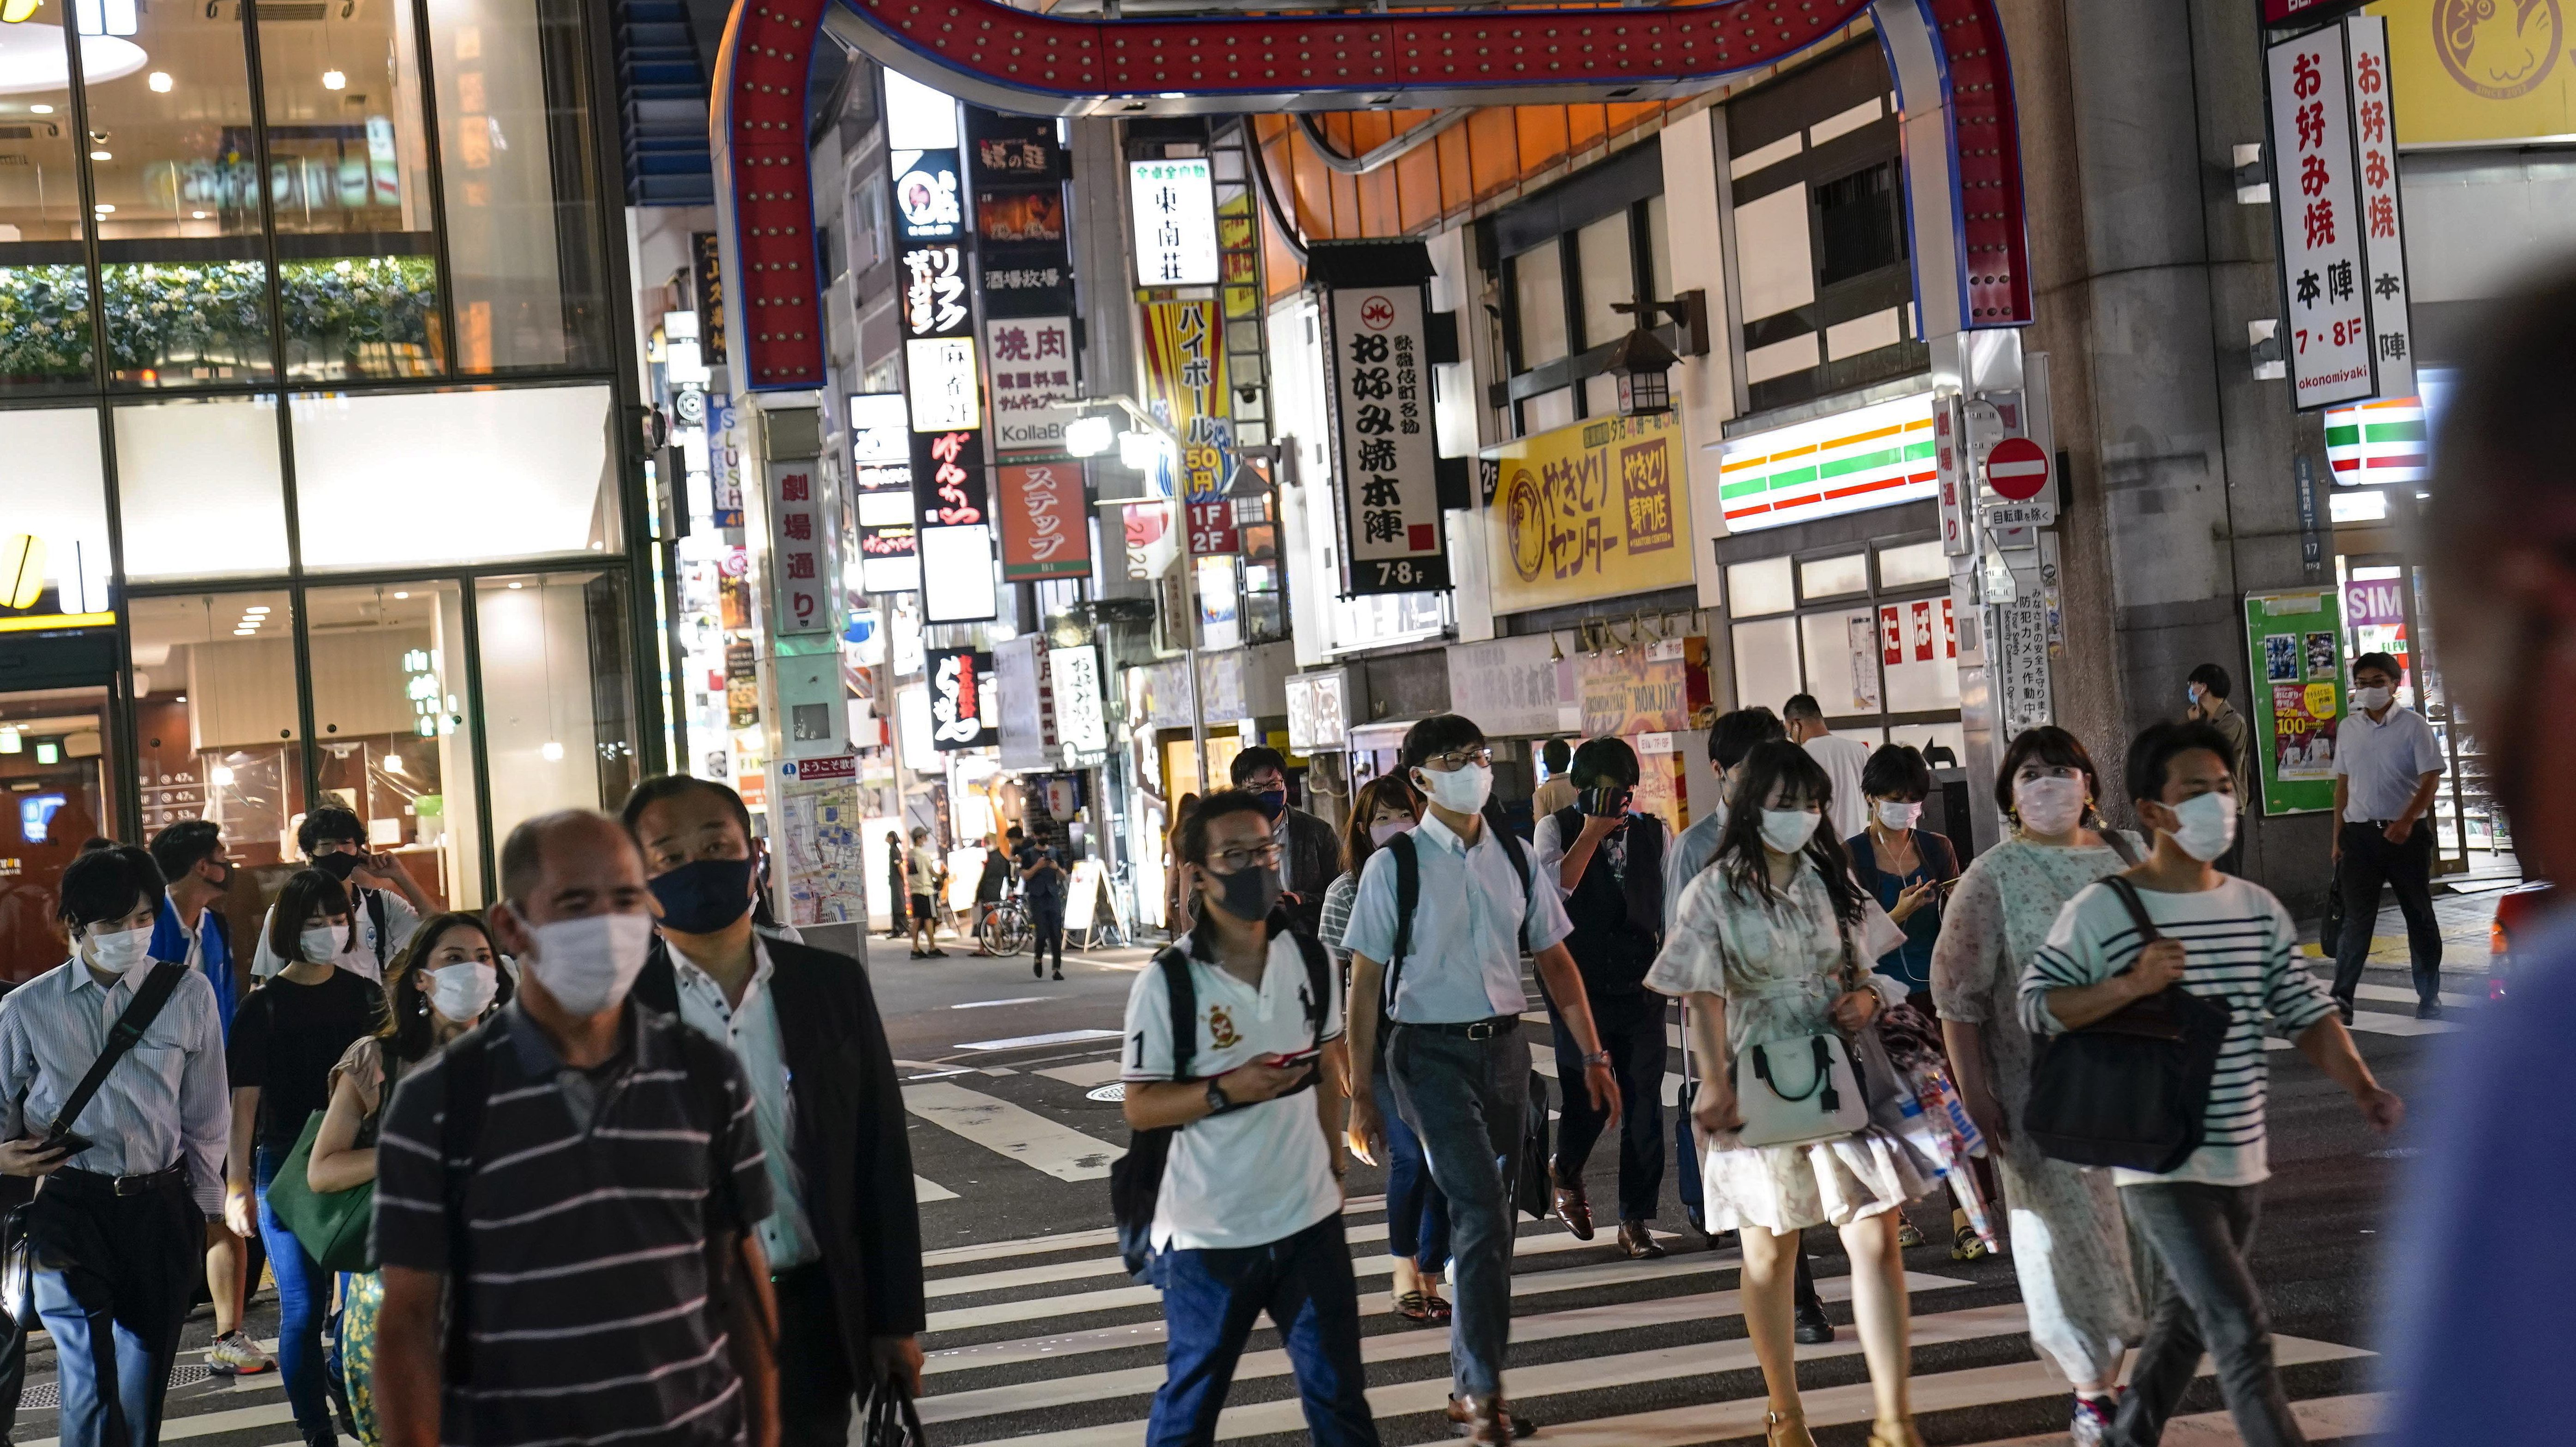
[1650,740,1937,1447]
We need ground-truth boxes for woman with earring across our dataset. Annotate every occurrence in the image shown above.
[304,913,506,1447]
[1927,727,2144,1447]
[1649,741,1933,1447]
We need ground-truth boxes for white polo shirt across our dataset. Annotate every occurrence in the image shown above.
[2334,704,2445,823]
[1121,927,1342,1252]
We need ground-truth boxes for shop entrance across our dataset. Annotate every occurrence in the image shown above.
[2335,553,2507,877]
[0,629,123,985]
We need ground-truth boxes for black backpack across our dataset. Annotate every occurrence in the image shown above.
[2022,877,2234,1174]
[1111,923,1330,1281]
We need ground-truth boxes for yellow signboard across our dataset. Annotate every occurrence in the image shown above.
[2369,0,2576,144]
[1482,410,1693,614]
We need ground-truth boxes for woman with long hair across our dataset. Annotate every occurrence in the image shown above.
[1648,740,1934,1447]
[1927,727,2144,1446]
[1318,773,1452,1324]
[305,913,508,1447]
[1165,792,1202,938]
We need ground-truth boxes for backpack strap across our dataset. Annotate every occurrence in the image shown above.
[1288,928,1330,1044]
[47,961,187,1144]
[438,1028,493,1387]
[1158,946,1196,1083]
[366,890,392,968]
[1385,833,1419,1020]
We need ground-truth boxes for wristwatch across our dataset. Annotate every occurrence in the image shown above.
[1204,1078,1230,1115]
[1584,1050,1612,1069]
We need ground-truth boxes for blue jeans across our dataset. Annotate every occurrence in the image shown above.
[1146,1215,1379,1447]
[1386,1023,1528,1400]
[30,1177,196,1447]
[1372,1062,1451,1272]
[255,1147,338,1447]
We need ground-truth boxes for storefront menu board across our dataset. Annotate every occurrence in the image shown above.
[2242,588,2347,815]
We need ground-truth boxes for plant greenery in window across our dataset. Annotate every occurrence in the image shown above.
[0,255,438,381]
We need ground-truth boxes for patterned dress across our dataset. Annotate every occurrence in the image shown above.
[1646,858,1936,1232]
[1929,834,2146,1384]
[327,1036,403,1447]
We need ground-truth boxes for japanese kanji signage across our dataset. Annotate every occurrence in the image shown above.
[1048,645,1108,758]
[995,461,1089,581]
[2266,20,2409,410]
[1481,411,1689,612]
[912,427,988,529]
[906,337,981,432]
[1128,158,1218,287]
[1142,300,1235,555]
[984,314,1078,450]
[901,243,970,340]
[1325,283,1447,595]
[849,394,916,595]
[927,647,998,751]
[767,460,830,635]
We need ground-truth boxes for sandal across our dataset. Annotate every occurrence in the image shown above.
[1393,1290,1434,1323]
[1423,1289,1452,1323]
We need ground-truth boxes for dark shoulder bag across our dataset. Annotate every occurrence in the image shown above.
[2022,877,2233,1174]
[1,961,189,1327]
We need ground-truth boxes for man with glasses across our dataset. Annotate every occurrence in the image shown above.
[1341,714,1619,1445]
[1122,790,1371,1447]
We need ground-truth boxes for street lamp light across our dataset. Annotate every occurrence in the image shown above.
[1607,326,1680,417]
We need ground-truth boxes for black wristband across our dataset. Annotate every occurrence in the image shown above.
[1204,1077,1228,1116]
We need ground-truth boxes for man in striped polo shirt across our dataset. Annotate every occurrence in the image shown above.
[370,810,781,1447]
[2020,721,2401,1447]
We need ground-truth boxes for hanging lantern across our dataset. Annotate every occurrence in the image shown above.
[1609,326,1680,417]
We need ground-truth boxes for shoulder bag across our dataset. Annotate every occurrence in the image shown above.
[2021,877,2234,1174]
[1729,919,1870,1148]
[2,961,189,1326]
[265,1045,409,1274]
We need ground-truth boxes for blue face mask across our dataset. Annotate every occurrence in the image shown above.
[649,856,757,935]
[1253,787,1288,821]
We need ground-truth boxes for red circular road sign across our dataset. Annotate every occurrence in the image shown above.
[1984,436,2050,501]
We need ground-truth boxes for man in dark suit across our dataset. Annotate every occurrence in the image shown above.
[620,776,926,1443]
[1231,746,1339,939]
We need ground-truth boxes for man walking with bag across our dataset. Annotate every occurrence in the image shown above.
[2020,721,2400,1447]
[0,846,229,1447]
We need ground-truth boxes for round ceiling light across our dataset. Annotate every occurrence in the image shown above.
[0,25,148,95]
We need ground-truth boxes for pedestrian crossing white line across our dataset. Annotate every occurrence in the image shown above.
[2346,1007,2457,1035]
[920,1270,1969,1424]
[902,1081,1125,1182]
[1971,1391,2381,1445]
[927,1222,1686,1333]
[1527,1041,1690,1106]
[956,1028,1125,1051]
[918,1195,1388,1270]
[1033,1058,1124,1088]
[2351,980,2474,1009]
[916,1175,961,1203]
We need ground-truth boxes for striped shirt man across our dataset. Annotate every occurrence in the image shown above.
[2017,875,2337,1187]
[373,1001,771,1447]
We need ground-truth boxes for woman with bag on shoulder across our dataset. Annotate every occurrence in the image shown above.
[306,912,506,1447]
[224,871,385,1447]
[1647,740,1935,1447]
[1926,727,2144,1447]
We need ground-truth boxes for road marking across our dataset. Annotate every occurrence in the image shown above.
[956,1028,1125,1051]
[1033,1058,1123,1088]
[917,1195,1389,1270]
[919,1272,1967,1423]
[901,1082,1124,1183]
[915,1175,959,1203]
[953,996,1051,1009]
[2346,1007,2459,1035]
[1527,1042,1688,1104]
[1971,1391,2381,1445]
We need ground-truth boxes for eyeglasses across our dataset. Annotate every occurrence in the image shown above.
[1424,747,1493,771]
[1205,842,1282,874]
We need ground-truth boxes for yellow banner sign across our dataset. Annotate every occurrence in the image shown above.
[1482,410,1693,614]
[2369,0,2576,144]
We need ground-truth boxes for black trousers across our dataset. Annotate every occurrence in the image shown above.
[1030,904,1065,972]
[1546,988,1666,1222]
[29,1174,198,1447]
[2331,818,2444,1008]
[774,1265,861,1447]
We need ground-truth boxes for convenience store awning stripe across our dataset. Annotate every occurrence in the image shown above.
[1719,433,1935,501]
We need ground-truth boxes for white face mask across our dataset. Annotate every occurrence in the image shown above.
[427,961,499,1022]
[1873,799,1922,832]
[2353,684,2394,712]
[1413,762,1493,815]
[2162,791,2239,863]
[1759,808,1822,855]
[1369,818,1412,848]
[2013,775,2088,837]
[84,922,155,977]
[300,924,350,965]
[520,913,655,1016]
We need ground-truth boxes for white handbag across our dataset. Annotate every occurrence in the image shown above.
[1730,1030,1869,1148]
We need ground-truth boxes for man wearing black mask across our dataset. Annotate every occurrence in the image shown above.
[1230,747,1338,939]
[621,775,927,1442]
[249,806,431,983]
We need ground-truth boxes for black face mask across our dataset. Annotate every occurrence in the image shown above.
[1252,788,1288,822]
[650,857,757,935]
[313,850,364,882]
[203,859,235,891]
[1207,861,1282,923]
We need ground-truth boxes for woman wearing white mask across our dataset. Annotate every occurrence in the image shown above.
[1925,727,2145,1447]
[1317,774,1451,1326]
[224,871,386,1447]
[306,913,506,1447]
[1648,740,1933,1447]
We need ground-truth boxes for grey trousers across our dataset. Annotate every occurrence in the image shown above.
[2113,1181,2303,1447]
[1387,1024,1529,1400]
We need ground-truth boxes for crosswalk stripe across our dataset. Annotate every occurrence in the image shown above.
[1969,1391,2381,1446]
[920,1271,1969,1425]
[1527,1042,1689,1105]
[931,1217,1411,1298]
[2352,980,2473,1009]
[927,1223,1684,1333]
[918,1195,1388,1270]
[903,1081,1125,1182]
[915,1175,960,1203]
[1032,1058,1123,1087]
[2346,1007,2457,1036]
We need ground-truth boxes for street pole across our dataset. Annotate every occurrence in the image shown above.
[1179,497,1209,793]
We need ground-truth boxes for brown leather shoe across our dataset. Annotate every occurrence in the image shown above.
[1447,1396,1535,1441]
[1551,1175,1595,1241]
[1618,1219,1667,1259]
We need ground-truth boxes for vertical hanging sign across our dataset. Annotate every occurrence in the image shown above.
[2343,13,2413,403]
[995,461,1090,580]
[1142,300,1234,555]
[927,647,999,750]
[1313,241,1446,596]
[2265,24,2375,410]
[767,460,830,634]
[969,109,1080,456]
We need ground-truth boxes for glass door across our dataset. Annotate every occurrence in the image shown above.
[306,582,481,911]
[0,678,118,985]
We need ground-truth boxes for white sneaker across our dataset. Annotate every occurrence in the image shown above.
[207,1330,275,1375]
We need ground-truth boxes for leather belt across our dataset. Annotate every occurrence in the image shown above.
[50,1164,188,1198]
[1393,1015,1519,1041]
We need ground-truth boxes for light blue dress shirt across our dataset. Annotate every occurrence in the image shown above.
[1340,812,1573,1023]
[0,957,230,1213]
[1663,804,1727,932]
[667,940,816,1269]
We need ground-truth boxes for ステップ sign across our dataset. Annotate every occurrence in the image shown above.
[996,461,1089,581]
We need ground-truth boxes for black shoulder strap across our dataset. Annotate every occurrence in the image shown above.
[1157,946,1197,1082]
[48,961,187,1143]
[1288,929,1330,1043]
[366,890,391,966]
[1386,833,1419,1019]
[439,1029,493,1386]
[2103,876,2161,947]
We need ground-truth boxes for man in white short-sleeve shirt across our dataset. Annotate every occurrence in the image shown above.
[1119,791,1374,1447]
[1786,693,1872,842]
[2329,651,2450,1019]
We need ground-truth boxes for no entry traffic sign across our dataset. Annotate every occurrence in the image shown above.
[1984,436,2050,502]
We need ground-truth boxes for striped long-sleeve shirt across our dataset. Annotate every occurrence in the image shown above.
[2017,876,2335,1189]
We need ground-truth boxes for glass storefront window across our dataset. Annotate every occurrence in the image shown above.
[0,679,118,984]
[428,0,608,373]
[1799,551,1869,600]
[1512,237,1566,370]
[1575,211,1632,352]
[1726,556,1795,616]
[4,406,111,615]
[80,0,274,386]
[475,571,635,852]
[0,0,96,393]
[1877,539,1948,589]
[113,393,287,580]
[1732,614,1799,712]
[307,582,478,908]
[290,384,616,569]
[1801,607,1882,716]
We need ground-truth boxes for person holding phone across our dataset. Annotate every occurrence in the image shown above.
[0,846,229,1447]
[250,807,431,984]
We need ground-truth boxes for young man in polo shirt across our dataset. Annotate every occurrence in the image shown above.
[2328,651,2450,1021]
[2021,722,2401,1447]
[1343,714,1619,1445]
[1122,789,1373,1447]
[370,810,781,1447]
